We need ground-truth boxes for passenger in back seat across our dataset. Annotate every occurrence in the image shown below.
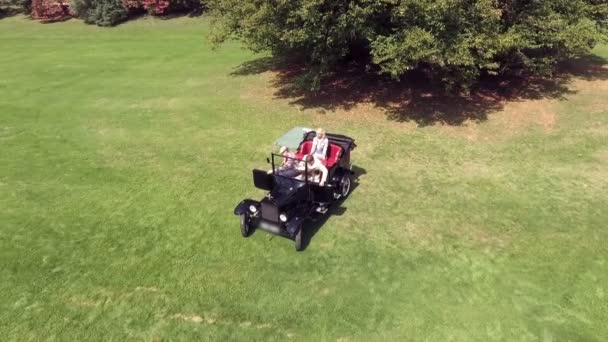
[311,128,329,160]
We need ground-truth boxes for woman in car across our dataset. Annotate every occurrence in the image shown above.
[276,146,301,178]
[310,128,329,160]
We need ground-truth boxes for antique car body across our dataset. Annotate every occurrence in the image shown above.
[234,128,356,250]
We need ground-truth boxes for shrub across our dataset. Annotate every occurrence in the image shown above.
[123,0,169,15]
[143,0,169,14]
[88,0,127,26]
[72,0,202,26]
[0,0,32,14]
[71,0,127,26]
[174,0,201,13]
[31,0,70,19]
[20,0,31,13]
[70,0,90,18]
[123,0,200,15]
[208,0,608,90]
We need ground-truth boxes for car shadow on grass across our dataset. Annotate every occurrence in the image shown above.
[231,55,608,126]
[299,165,367,251]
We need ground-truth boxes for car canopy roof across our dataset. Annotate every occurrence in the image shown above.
[274,127,313,151]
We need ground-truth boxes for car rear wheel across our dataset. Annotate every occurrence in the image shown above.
[340,174,352,198]
[240,214,253,237]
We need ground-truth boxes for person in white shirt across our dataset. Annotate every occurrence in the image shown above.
[310,128,329,160]
[298,154,328,186]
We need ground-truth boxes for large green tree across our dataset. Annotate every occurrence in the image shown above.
[208,0,608,90]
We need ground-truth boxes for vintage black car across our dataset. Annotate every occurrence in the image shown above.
[234,128,356,251]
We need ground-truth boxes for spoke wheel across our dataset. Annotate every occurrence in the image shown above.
[340,175,352,198]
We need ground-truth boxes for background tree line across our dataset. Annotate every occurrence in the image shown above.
[208,0,608,90]
[2,0,606,90]
[0,0,202,25]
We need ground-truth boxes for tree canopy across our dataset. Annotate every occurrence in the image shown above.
[208,0,608,90]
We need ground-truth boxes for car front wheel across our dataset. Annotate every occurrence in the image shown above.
[240,214,253,237]
[295,226,305,251]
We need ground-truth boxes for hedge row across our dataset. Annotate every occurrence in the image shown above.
[0,0,202,26]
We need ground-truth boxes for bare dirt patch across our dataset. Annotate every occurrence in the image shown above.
[567,61,608,115]
[495,98,557,132]
[585,101,608,115]
[379,97,559,142]
[595,149,608,163]
[240,72,276,103]
[571,77,608,93]
[585,124,608,137]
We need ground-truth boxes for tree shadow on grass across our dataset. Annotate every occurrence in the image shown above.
[231,55,608,126]
[160,9,204,19]
[231,57,277,76]
[40,16,72,24]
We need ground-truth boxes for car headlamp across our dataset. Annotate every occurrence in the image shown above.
[249,205,257,213]
[279,213,288,222]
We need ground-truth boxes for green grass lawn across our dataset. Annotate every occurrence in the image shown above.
[1,16,607,341]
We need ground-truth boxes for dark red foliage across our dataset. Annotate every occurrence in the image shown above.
[122,0,169,15]
[122,0,141,11]
[31,0,71,20]
[143,0,169,14]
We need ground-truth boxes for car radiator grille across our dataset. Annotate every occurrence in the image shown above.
[261,202,279,222]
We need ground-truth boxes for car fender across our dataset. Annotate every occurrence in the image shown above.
[285,216,305,237]
[331,168,348,184]
[234,199,259,216]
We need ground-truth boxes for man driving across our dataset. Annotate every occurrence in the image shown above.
[298,154,328,186]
